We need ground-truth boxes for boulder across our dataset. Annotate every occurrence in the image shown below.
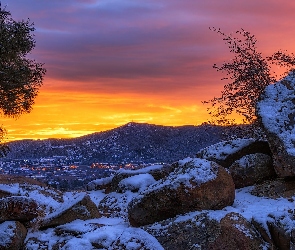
[86,176,114,192]
[87,164,172,193]
[267,212,295,250]
[251,179,295,199]
[143,212,221,249]
[257,71,295,177]
[229,153,275,188]
[128,158,235,227]
[0,221,27,250]
[117,173,156,192]
[98,191,138,221]
[26,219,164,250]
[41,193,100,229]
[196,138,271,168]
[144,212,268,250]
[207,213,269,250]
[112,165,172,192]
[0,196,38,222]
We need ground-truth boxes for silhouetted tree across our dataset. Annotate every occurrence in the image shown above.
[204,28,295,126]
[0,3,46,156]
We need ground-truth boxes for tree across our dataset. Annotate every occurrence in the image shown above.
[204,28,295,125]
[0,3,46,156]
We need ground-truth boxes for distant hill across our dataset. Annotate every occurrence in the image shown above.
[4,122,241,164]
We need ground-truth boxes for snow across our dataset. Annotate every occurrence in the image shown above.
[0,183,21,195]
[234,223,253,239]
[117,164,164,174]
[118,173,156,192]
[177,157,218,185]
[196,138,255,160]
[136,157,218,194]
[26,217,164,250]
[257,71,295,155]
[44,192,86,221]
[0,221,16,247]
[90,175,114,186]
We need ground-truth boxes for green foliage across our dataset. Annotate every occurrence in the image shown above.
[205,28,295,125]
[0,3,46,155]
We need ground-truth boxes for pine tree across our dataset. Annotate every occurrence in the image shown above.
[0,3,46,156]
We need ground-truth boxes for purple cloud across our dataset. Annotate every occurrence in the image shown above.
[4,0,295,95]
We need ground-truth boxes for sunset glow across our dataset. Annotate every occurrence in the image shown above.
[2,0,295,140]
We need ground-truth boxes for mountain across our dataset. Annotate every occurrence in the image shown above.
[4,122,238,164]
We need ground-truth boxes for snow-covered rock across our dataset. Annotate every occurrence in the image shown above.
[87,164,172,193]
[118,173,156,192]
[145,212,268,250]
[26,218,164,250]
[86,176,114,192]
[41,193,100,229]
[267,211,295,250]
[0,196,38,223]
[196,138,271,168]
[257,71,295,177]
[251,179,295,199]
[98,190,138,221]
[0,221,27,250]
[128,158,235,226]
[229,153,275,188]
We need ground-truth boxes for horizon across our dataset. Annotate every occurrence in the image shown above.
[5,121,227,142]
[2,0,295,141]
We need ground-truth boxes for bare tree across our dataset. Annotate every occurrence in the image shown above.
[204,28,295,126]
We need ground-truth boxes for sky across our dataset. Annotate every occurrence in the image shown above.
[2,0,295,141]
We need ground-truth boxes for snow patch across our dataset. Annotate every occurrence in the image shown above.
[197,138,255,160]
[0,221,16,247]
[257,71,295,156]
[142,158,218,193]
[118,173,156,192]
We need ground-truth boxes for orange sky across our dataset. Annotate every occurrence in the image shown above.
[3,0,295,141]
[2,77,217,140]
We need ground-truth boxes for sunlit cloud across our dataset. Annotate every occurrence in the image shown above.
[1,0,295,140]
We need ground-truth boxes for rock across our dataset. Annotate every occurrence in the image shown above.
[251,219,276,248]
[148,163,176,181]
[0,196,38,223]
[251,179,295,199]
[87,164,175,194]
[207,213,269,250]
[0,221,27,250]
[257,71,295,177]
[128,158,235,227]
[229,153,275,188]
[267,212,295,250]
[41,194,100,229]
[0,190,12,199]
[144,212,268,250]
[196,138,271,168]
[111,165,170,193]
[98,191,137,221]
[26,219,164,250]
[86,176,114,192]
[143,212,221,249]
[87,164,172,193]
[117,173,156,192]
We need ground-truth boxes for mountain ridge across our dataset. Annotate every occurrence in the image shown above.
[4,122,239,164]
